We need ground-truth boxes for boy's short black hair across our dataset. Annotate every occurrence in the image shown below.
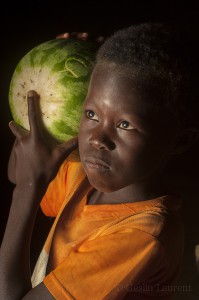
[96,22,199,129]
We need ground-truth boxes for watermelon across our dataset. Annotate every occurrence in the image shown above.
[8,38,97,146]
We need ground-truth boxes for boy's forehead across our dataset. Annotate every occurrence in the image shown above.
[89,68,139,107]
[87,65,180,131]
[89,64,148,112]
[94,62,132,79]
[92,63,136,91]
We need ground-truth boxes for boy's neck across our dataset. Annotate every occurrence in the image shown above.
[87,178,173,205]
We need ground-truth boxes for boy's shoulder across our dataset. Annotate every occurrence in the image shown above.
[98,195,183,249]
[40,160,87,217]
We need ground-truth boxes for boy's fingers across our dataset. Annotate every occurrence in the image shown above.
[27,90,41,135]
[96,36,105,44]
[62,32,89,40]
[56,32,70,39]
[9,121,28,139]
[57,137,78,158]
[56,32,105,45]
[76,32,89,40]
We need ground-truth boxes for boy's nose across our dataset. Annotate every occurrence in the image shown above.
[89,132,115,150]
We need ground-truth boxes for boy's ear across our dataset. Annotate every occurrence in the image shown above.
[172,128,199,156]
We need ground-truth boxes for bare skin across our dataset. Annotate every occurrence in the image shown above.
[56,31,105,44]
[0,91,77,300]
[78,63,190,204]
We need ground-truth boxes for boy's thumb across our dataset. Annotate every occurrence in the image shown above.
[57,136,78,158]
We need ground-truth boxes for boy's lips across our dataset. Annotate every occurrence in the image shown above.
[84,157,111,171]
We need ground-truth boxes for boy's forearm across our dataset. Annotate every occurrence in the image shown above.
[1,91,78,299]
[7,139,17,184]
[0,183,47,300]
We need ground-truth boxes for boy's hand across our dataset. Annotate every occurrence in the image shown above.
[56,31,105,45]
[8,90,78,188]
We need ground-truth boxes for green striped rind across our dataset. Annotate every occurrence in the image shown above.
[9,38,97,142]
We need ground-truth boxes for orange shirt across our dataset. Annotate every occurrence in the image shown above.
[31,160,184,300]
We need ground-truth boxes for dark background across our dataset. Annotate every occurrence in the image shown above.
[0,1,199,299]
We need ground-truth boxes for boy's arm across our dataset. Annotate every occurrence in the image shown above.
[5,31,78,186]
[7,31,104,187]
[0,90,77,300]
[0,184,55,300]
[7,138,17,184]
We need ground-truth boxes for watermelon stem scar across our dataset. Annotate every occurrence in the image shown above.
[59,55,93,78]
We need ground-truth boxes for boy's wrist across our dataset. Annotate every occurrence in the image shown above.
[12,181,47,208]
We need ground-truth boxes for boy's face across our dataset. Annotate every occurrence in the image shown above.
[78,65,181,193]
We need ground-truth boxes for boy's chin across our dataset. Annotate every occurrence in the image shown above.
[86,176,119,193]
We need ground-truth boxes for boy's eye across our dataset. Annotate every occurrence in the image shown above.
[86,110,99,121]
[118,120,136,130]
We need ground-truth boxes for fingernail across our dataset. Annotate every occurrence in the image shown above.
[63,32,70,38]
[82,32,88,38]
[27,90,36,98]
[9,120,14,127]
[96,36,105,43]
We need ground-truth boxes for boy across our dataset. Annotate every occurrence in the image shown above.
[1,22,199,300]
